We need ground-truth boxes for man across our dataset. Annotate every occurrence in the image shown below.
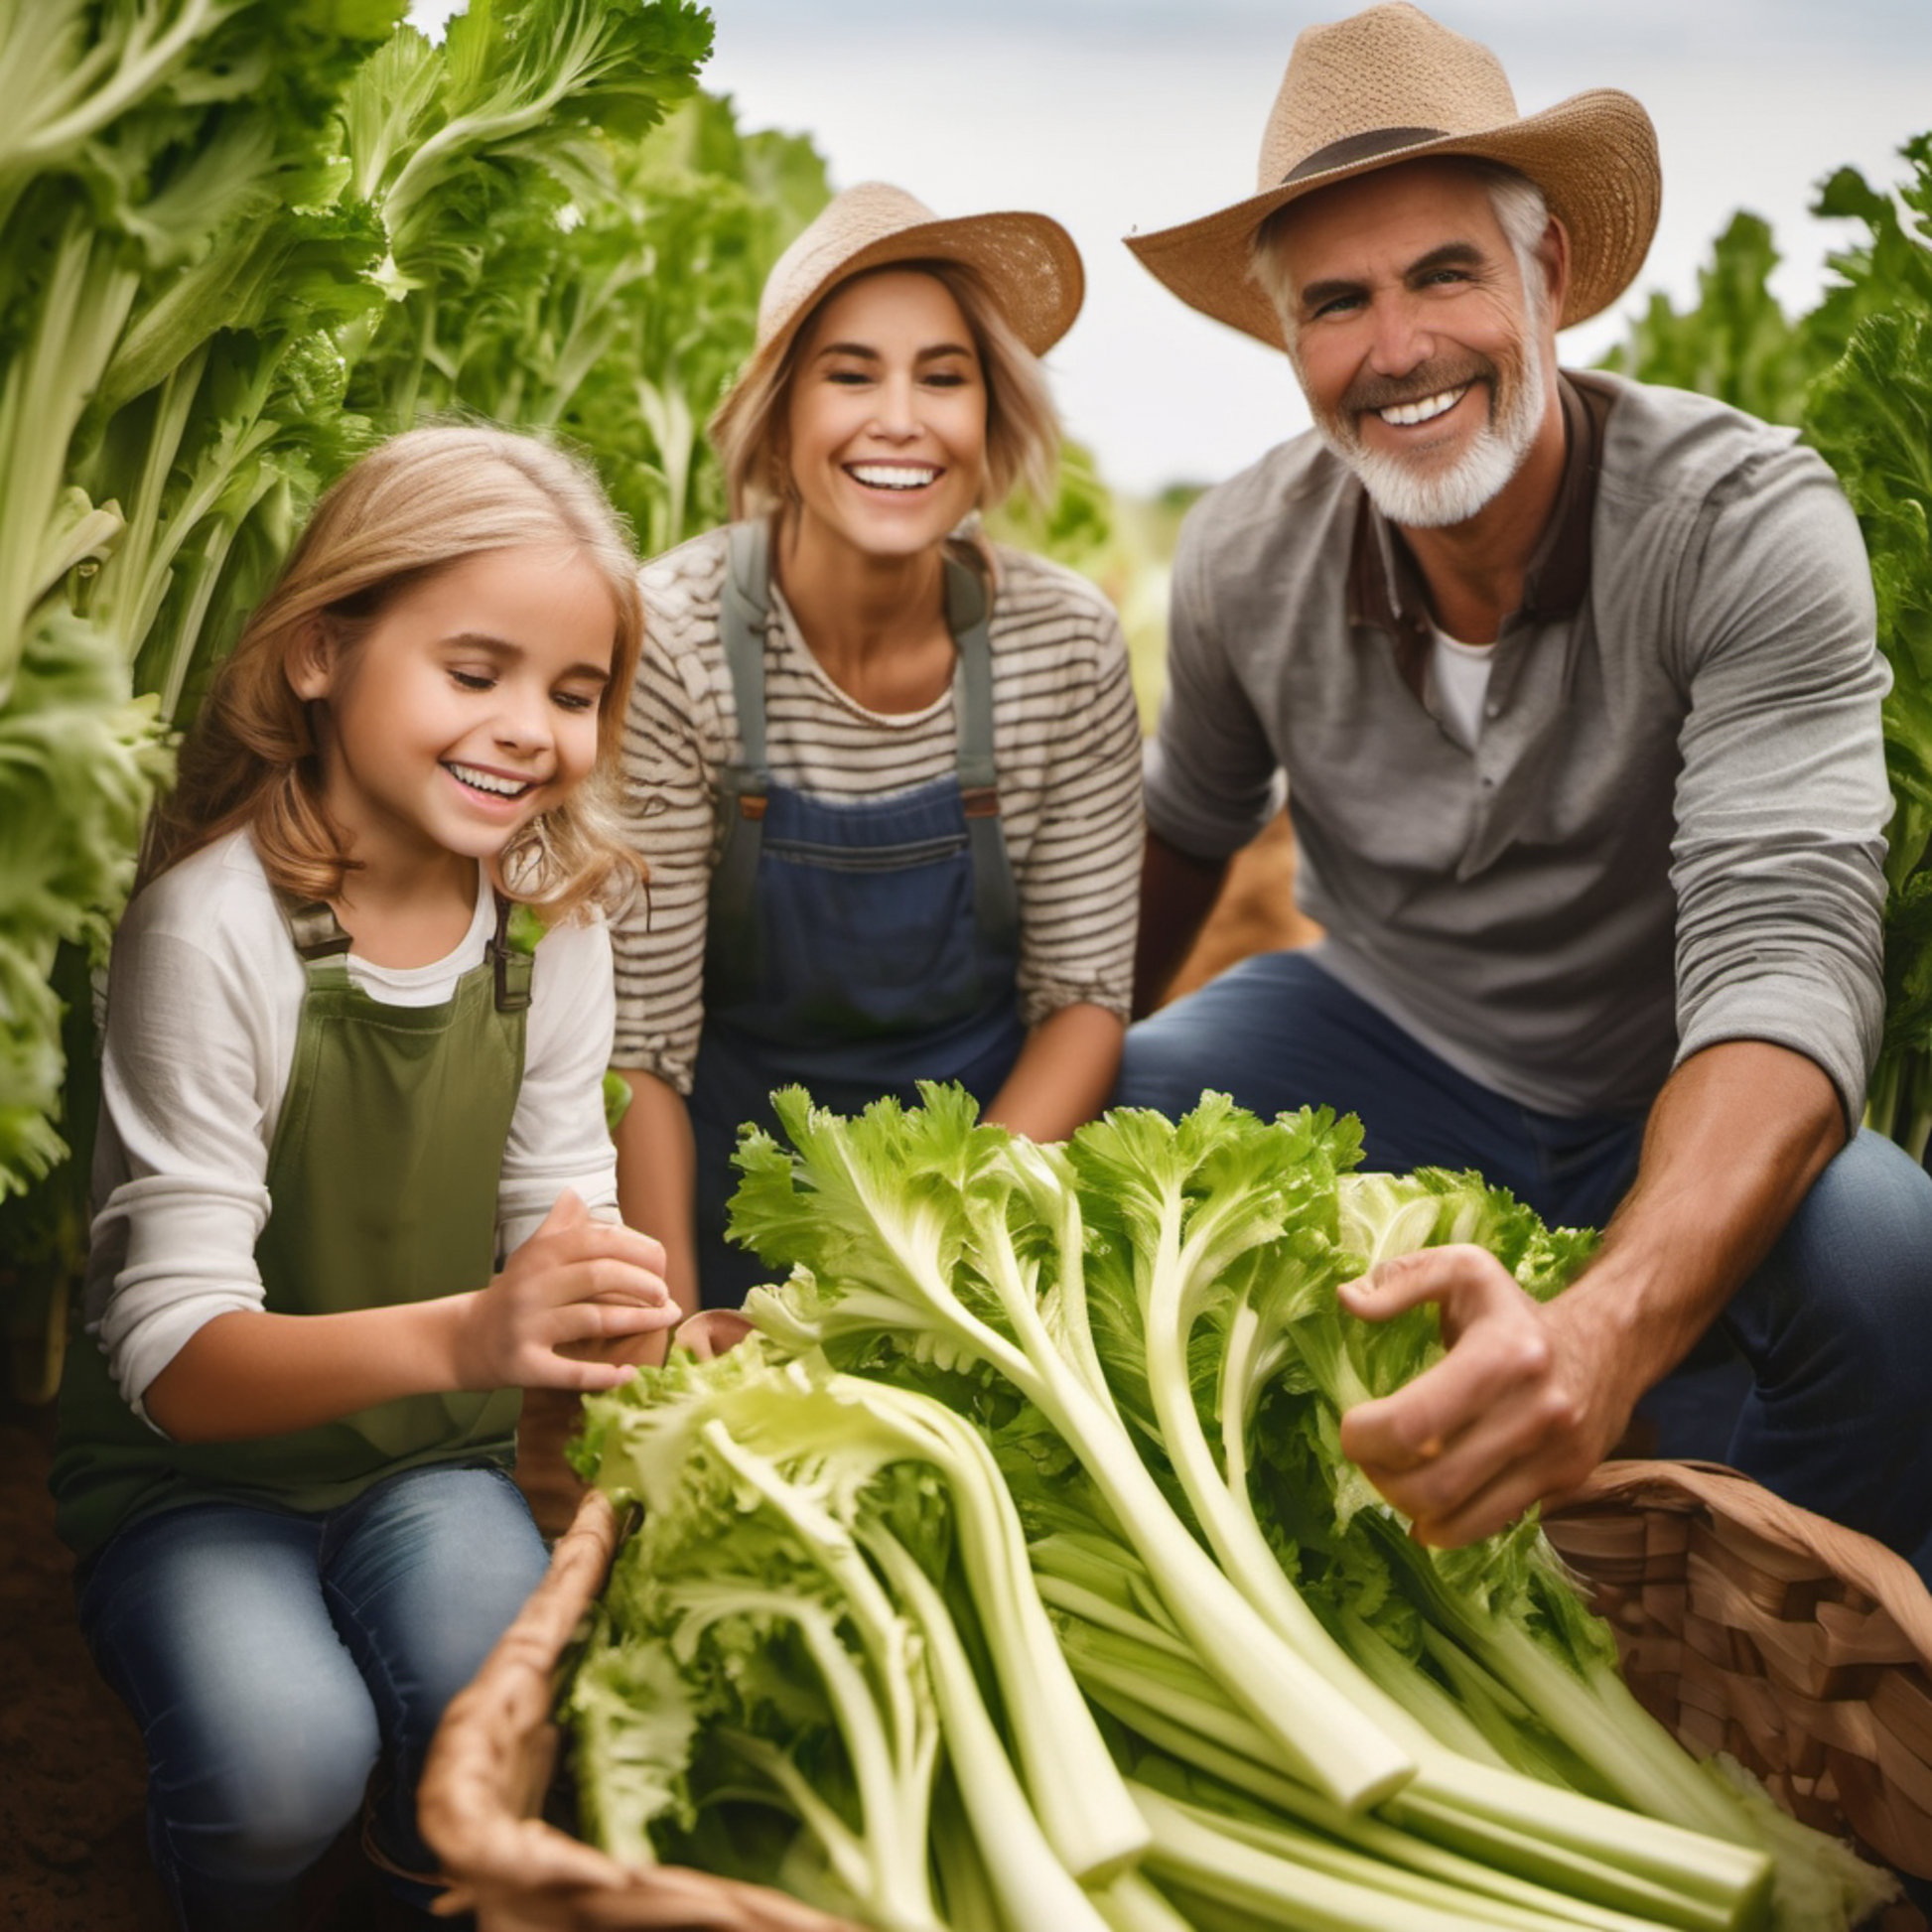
[1117,0,1932,1592]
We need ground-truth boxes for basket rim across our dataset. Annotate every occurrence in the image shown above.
[1546,1458,1932,1666]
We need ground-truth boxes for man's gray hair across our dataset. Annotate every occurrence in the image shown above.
[1248,159,1553,354]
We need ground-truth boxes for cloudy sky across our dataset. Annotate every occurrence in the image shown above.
[415,1,1932,493]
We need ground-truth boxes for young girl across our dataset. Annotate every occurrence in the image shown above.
[50,425,677,1930]
[610,184,1145,1310]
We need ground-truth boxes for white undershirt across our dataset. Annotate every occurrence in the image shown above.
[1429,625,1496,752]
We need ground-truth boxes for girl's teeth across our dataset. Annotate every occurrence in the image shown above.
[448,763,529,797]
[849,464,937,489]
[1378,386,1469,428]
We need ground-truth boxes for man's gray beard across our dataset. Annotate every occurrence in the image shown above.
[1316,347,1547,530]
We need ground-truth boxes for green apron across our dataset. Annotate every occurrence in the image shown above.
[52,889,532,1560]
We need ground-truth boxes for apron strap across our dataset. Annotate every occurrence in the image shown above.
[271,886,533,1012]
[712,519,777,945]
[274,892,354,997]
[488,895,534,1014]
[941,549,1020,951]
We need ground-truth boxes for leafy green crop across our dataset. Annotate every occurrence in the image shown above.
[1601,133,1932,1157]
[568,1088,1896,1931]
[2,4,833,1370]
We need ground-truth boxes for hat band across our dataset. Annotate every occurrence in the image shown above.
[1282,126,1449,185]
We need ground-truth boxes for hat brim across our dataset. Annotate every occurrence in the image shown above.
[1125,88,1659,347]
[714,208,1084,446]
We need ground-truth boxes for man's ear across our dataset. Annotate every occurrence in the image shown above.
[1539,214,1573,324]
[288,618,335,702]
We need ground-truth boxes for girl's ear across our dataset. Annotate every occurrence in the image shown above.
[288,618,335,702]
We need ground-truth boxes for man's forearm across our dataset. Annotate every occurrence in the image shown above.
[1132,829,1231,1017]
[1562,1037,1846,1416]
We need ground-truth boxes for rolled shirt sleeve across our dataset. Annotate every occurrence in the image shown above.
[1667,441,1890,1126]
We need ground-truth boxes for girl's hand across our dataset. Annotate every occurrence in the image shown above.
[458,1190,677,1393]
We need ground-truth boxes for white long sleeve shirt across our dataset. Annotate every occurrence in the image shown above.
[79,829,621,1414]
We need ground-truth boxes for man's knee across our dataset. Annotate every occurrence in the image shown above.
[1762,1127,1932,1336]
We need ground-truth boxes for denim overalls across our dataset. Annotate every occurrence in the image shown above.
[687,520,1026,1305]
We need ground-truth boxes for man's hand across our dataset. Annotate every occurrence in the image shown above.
[1334,1040,1846,1549]
[1334,1247,1631,1545]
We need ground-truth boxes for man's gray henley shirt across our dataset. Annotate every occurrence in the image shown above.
[1145,369,1890,1125]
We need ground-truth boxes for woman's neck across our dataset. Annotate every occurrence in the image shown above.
[772,520,956,715]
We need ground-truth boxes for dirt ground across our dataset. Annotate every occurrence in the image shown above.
[3,1393,174,1931]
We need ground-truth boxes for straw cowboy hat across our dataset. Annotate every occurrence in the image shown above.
[1126,1,1661,347]
[711,182,1084,440]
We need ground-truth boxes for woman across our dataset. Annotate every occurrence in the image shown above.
[611,182,1144,1310]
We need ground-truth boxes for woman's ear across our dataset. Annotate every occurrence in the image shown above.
[287,618,335,702]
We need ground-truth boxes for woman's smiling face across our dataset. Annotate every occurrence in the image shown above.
[780,267,989,565]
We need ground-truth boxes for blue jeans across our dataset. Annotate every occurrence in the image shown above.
[75,1462,549,1931]
[1119,950,1932,1591]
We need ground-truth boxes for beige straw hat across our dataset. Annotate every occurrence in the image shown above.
[1126,2,1661,347]
[711,182,1084,441]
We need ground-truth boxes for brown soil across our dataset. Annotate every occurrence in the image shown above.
[2,1394,173,1931]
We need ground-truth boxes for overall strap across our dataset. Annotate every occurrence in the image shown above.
[488,895,535,1013]
[275,892,353,990]
[271,888,533,1013]
[710,524,1019,944]
[712,519,776,925]
[942,549,1020,949]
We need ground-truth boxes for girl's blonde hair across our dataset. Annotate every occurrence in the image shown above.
[712,260,1061,523]
[140,423,646,924]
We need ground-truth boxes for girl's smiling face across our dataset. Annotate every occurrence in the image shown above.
[781,267,989,565]
[294,540,617,880]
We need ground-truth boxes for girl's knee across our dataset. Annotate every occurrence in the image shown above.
[158,1719,375,1900]
[162,1678,378,1871]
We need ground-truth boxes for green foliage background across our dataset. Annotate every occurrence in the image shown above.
[0,0,835,1391]
[1599,135,1932,1157]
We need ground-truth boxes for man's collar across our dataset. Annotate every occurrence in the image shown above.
[1345,372,1609,682]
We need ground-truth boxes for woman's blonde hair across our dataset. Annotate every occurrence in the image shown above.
[139,423,646,924]
[712,260,1061,523]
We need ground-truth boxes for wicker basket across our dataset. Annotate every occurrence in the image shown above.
[1543,1459,1932,1886]
[417,1486,865,1931]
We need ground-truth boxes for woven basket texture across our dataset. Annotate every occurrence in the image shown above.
[427,1459,1932,1926]
[1543,1458,1932,1883]
[417,1487,865,1932]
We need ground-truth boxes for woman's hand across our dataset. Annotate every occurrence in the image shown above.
[456,1190,678,1393]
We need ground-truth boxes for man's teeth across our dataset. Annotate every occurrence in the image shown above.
[1378,385,1469,428]
[849,464,938,490]
[448,763,530,797]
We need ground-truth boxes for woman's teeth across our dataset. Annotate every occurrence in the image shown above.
[447,762,531,797]
[848,463,938,490]
[1378,385,1469,428]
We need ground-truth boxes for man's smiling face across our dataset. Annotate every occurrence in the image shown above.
[1271,159,1559,530]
